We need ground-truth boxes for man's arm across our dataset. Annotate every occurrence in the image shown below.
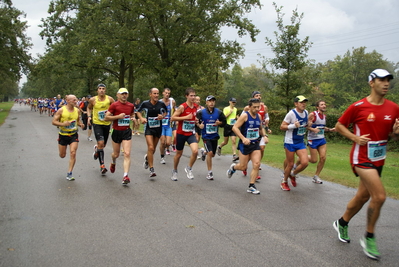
[335,121,370,146]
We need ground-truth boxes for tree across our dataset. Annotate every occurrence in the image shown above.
[0,0,32,98]
[38,0,261,99]
[263,2,313,112]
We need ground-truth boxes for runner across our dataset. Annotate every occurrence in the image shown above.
[217,97,238,161]
[51,95,84,181]
[332,69,399,260]
[159,88,176,164]
[87,83,115,175]
[294,100,335,184]
[136,88,167,177]
[196,95,226,180]
[226,98,265,194]
[104,88,135,185]
[132,98,141,135]
[280,95,309,191]
[79,95,93,141]
[170,87,199,181]
[194,95,205,159]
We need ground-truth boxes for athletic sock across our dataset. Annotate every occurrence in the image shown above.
[366,232,374,238]
[339,217,348,227]
[97,149,104,165]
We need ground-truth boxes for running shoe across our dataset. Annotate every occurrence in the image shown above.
[200,148,206,161]
[110,163,116,173]
[256,175,261,180]
[100,165,107,175]
[93,145,98,160]
[280,180,290,191]
[171,145,176,152]
[216,146,222,156]
[259,166,262,170]
[333,220,350,243]
[66,173,75,181]
[137,132,140,135]
[242,169,247,176]
[206,172,214,180]
[232,154,239,162]
[171,170,178,181]
[247,185,260,194]
[165,149,170,155]
[360,236,380,260]
[226,163,236,178]
[290,171,297,187]
[143,154,149,169]
[87,137,93,141]
[160,157,166,164]
[312,175,323,184]
[149,167,156,177]
[185,166,194,179]
[122,175,130,185]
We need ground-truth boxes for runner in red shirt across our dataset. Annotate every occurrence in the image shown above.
[104,88,135,185]
[333,69,399,260]
[170,87,199,181]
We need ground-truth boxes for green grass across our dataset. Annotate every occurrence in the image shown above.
[211,134,399,200]
[0,102,14,126]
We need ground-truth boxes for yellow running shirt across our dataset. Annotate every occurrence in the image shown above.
[59,106,79,136]
[92,95,111,125]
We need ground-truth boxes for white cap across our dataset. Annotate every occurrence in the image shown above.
[368,69,393,82]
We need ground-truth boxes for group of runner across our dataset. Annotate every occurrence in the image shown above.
[48,69,399,261]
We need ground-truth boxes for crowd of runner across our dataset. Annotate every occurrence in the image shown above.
[17,69,399,261]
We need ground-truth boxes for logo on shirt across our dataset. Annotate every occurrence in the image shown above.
[384,115,392,120]
[367,113,375,122]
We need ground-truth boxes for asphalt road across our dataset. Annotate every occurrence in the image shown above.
[1,104,398,267]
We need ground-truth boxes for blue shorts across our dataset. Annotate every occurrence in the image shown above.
[176,134,197,151]
[162,127,172,137]
[307,138,326,149]
[238,141,260,155]
[284,142,306,152]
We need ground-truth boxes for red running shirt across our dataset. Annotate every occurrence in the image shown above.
[176,102,198,136]
[107,101,135,131]
[338,97,399,167]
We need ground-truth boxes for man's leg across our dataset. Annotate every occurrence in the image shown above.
[122,139,132,174]
[68,142,78,173]
[293,148,309,175]
[315,144,327,176]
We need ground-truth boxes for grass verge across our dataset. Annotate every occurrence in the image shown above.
[0,102,14,126]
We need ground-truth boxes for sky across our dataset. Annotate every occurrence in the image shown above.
[11,0,399,78]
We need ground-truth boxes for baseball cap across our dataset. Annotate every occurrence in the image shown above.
[294,95,308,103]
[117,88,129,94]
[368,69,393,82]
[230,97,237,102]
[206,95,216,101]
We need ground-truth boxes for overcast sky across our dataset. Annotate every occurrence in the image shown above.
[12,0,399,71]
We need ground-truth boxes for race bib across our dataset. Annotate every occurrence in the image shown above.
[230,118,236,125]
[162,117,169,126]
[367,140,387,162]
[65,120,76,129]
[297,125,306,136]
[317,126,325,135]
[206,123,217,134]
[98,110,107,121]
[246,128,259,140]
[118,115,130,126]
[148,117,160,128]
[182,121,195,132]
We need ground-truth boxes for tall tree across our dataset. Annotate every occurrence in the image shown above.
[263,2,313,112]
[0,0,32,97]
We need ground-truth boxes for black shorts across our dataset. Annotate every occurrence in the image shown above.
[195,125,202,136]
[144,126,162,138]
[352,162,383,177]
[58,133,79,146]
[203,139,218,155]
[237,141,260,155]
[176,133,197,151]
[93,124,111,144]
[223,124,236,137]
[111,128,132,143]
